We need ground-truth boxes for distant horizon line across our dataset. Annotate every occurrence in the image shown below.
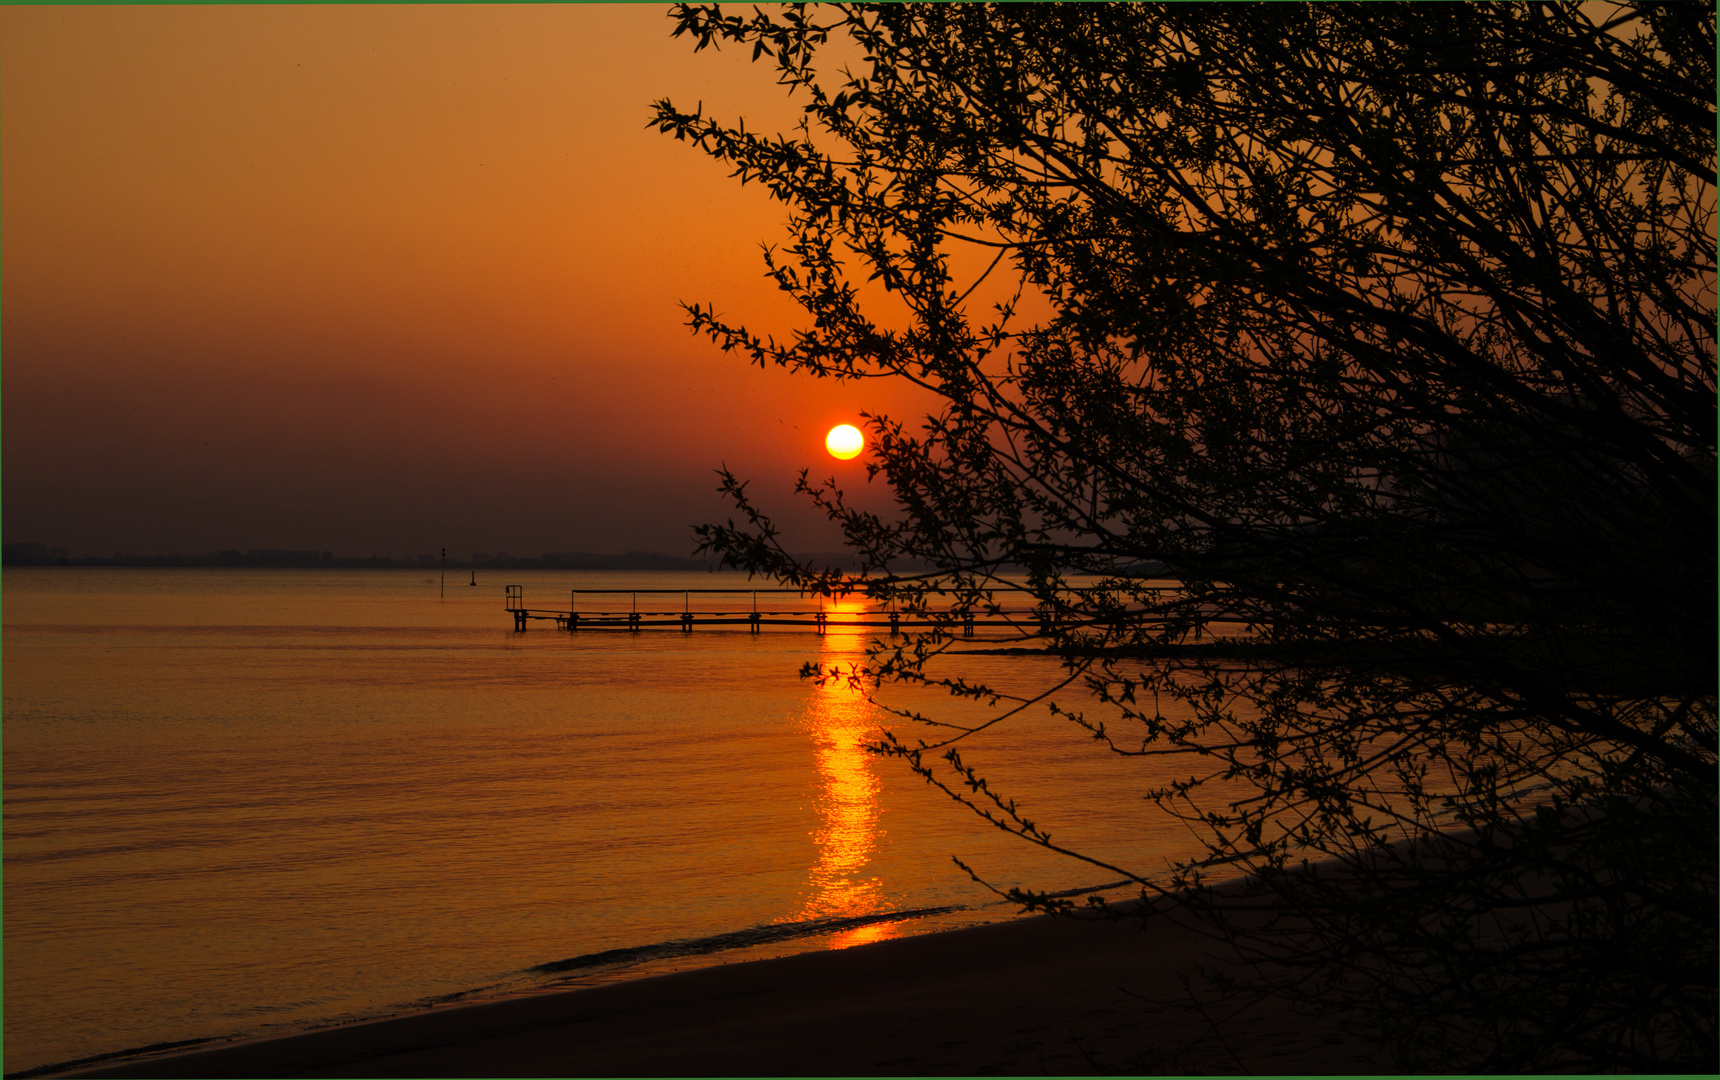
[0,542,879,572]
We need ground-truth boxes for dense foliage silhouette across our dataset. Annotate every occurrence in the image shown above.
[656,3,1716,1068]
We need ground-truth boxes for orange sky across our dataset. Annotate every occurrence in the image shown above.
[2,4,939,558]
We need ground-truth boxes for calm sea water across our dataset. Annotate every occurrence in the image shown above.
[3,567,1200,1075]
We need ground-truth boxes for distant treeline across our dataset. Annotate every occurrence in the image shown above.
[2,543,715,571]
[3,543,1156,576]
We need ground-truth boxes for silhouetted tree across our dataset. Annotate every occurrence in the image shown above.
[655,3,1715,1069]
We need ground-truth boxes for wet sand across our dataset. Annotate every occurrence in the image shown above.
[68,905,1387,1077]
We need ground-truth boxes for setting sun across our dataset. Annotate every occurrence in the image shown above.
[825,424,864,460]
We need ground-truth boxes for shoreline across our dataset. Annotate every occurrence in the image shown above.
[62,904,1387,1078]
[14,903,1010,1080]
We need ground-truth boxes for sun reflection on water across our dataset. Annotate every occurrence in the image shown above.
[796,602,897,944]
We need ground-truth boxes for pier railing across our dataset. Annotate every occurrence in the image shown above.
[503,584,1224,639]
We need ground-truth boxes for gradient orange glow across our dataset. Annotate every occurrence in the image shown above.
[0,5,942,556]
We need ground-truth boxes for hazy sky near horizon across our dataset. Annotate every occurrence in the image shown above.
[3,4,937,558]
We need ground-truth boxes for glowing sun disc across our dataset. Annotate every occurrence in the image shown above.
[825,424,864,460]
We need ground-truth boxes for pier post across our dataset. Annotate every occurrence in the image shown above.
[889,611,900,636]
[816,611,827,635]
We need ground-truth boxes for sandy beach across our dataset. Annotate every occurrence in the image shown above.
[66,906,1387,1077]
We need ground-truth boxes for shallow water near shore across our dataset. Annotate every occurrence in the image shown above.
[3,567,1200,1076]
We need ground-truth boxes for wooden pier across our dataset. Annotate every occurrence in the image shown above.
[505,586,1062,637]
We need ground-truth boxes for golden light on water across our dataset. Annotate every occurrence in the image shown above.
[797,602,895,943]
[824,424,864,460]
